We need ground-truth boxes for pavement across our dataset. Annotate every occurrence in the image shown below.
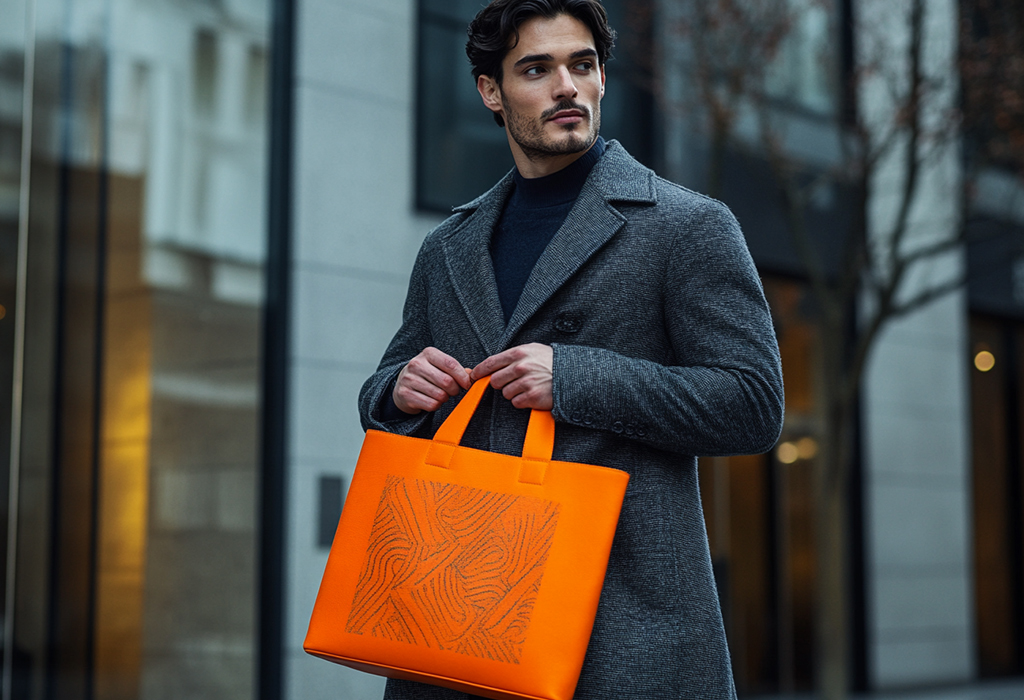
[750,681,1024,700]
[857,681,1024,700]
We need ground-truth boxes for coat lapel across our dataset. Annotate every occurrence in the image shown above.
[440,173,514,357]
[499,141,657,347]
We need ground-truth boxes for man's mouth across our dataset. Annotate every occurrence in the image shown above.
[547,109,586,125]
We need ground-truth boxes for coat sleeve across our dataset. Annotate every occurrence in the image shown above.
[357,243,436,437]
[550,197,784,457]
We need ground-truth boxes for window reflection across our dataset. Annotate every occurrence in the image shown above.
[5,0,270,698]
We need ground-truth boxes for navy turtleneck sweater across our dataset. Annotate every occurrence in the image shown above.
[491,136,606,321]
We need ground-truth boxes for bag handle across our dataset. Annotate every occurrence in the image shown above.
[425,377,554,484]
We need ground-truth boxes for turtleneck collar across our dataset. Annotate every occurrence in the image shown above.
[511,136,606,208]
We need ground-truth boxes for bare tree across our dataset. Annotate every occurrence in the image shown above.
[960,0,1024,181]
[643,0,1024,698]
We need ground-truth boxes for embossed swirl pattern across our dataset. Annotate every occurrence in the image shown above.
[346,475,560,664]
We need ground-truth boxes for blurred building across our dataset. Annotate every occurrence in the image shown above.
[0,0,1020,699]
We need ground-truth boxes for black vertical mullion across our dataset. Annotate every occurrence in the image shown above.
[413,0,428,216]
[43,39,110,700]
[849,392,868,691]
[258,0,295,697]
[765,455,781,689]
[1003,327,1024,672]
[82,45,111,700]
[839,0,856,125]
[848,285,867,692]
[44,38,80,700]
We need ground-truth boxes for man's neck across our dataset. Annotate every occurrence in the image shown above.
[508,137,598,179]
[509,137,606,208]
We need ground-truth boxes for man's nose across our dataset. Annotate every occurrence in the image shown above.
[552,66,579,100]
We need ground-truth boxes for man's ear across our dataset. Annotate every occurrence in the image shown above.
[599,64,606,98]
[477,75,504,118]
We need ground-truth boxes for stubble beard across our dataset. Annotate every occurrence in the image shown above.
[503,96,600,162]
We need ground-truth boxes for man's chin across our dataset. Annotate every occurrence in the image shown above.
[511,127,597,160]
[542,130,595,155]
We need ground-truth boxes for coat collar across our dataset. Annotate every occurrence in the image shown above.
[441,140,657,355]
[451,140,656,213]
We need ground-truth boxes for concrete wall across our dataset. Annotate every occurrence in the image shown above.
[285,0,443,698]
[863,295,973,688]
[858,0,974,688]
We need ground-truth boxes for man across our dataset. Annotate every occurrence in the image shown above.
[358,0,784,697]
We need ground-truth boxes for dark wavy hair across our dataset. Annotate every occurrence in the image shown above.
[466,0,616,125]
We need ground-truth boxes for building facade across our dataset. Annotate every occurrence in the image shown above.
[0,0,1020,698]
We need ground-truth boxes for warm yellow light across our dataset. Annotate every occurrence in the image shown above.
[777,442,799,464]
[797,436,818,460]
[975,350,995,372]
[0,305,7,320]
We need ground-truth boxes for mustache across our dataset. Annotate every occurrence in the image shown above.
[541,100,589,120]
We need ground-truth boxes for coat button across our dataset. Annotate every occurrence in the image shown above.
[637,426,647,437]
[612,421,624,434]
[625,423,635,436]
[571,411,583,422]
[554,313,584,334]
[583,413,593,425]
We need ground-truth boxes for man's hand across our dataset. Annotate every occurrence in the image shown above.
[471,343,553,410]
[393,347,472,414]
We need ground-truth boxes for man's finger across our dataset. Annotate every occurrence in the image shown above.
[500,377,552,410]
[468,359,492,381]
[402,372,450,403]
[416,361,467,397]
[401,390,444,413]
[402,358,449,395]
[500,376,528,401]
[470,350,513,381]
[487,363,524,389]
[425,348,472,390]
[393,370,447,414]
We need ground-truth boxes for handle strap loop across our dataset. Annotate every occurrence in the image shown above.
[427,377,555,484]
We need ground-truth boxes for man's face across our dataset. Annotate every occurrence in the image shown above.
[478,14,606,167]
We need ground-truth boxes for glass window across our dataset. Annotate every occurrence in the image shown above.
[5,0,272,698]
[0,5,28,697]
[764,0,837,114]
[970,316,1024,678]
[193,29,220,120]
[416,0,655,212]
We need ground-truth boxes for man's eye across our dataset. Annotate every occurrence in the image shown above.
[575,61,594,71]
[525,66,545,75]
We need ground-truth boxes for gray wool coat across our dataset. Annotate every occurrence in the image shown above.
[358,141,784,700]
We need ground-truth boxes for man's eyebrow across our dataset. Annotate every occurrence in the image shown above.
[512,48,598,69]
[513,53,554,68]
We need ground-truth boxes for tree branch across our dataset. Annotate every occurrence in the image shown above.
[883,0,926,274]
[890,276,967,318]
[899,234,962,267]
[757,106,843,324]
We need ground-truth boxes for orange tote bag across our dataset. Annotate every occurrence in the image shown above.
[304,377,629,700]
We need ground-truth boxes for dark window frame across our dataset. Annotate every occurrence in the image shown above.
[258,0,295,698]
